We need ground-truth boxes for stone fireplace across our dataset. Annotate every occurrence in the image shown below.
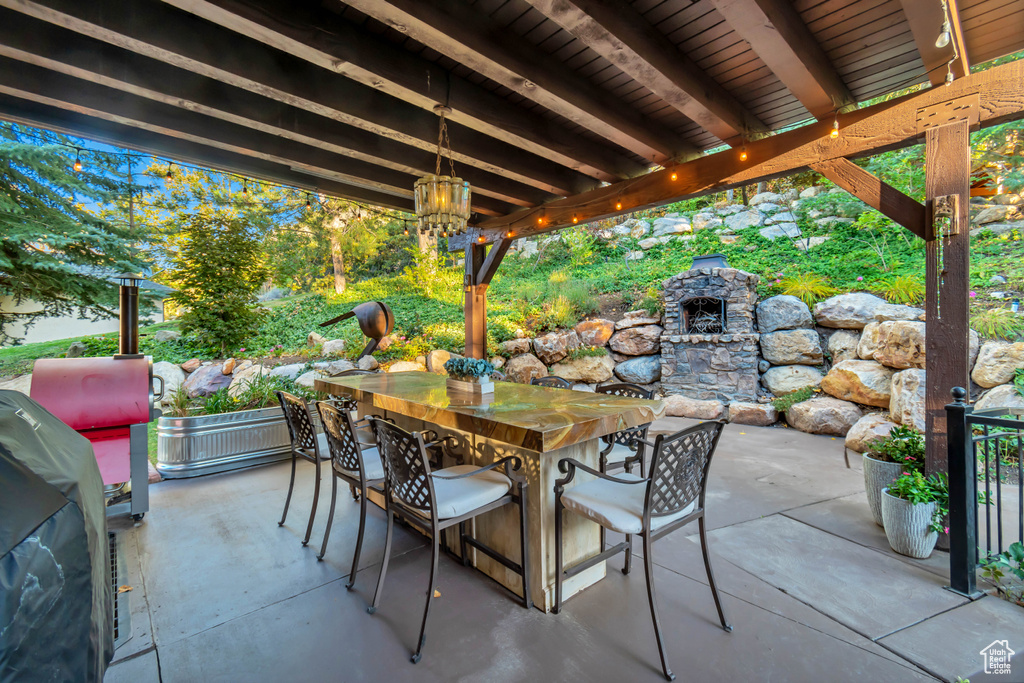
[660,265,760,402]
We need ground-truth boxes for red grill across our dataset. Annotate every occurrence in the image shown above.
[30,356,162,519]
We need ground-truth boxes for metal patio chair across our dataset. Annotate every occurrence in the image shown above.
[366,418,532,664]
[531,376,572,389]
[315,401,387,589]
[276,390,335,546]
[595,383,654,477]
[553,421,731,681]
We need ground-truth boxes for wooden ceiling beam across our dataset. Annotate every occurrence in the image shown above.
[341,0,699,164]
[0,94,415,212]
[0,0,586,200]
[523,0,766,144]
[450,59,1024,249]
[900,0,970,86]
[709,0,855,120]
[163,0,645,184]
[0,12,551,209]
[811,157,925,237]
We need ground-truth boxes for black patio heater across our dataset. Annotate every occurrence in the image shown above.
[117,273,144,358]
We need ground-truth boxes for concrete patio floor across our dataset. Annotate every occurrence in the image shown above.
[105,419,1024,683]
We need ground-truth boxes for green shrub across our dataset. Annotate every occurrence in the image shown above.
[875,275,925,304]
[971,307,1024,340]
[565,345,608,361]
[780,273,836,306]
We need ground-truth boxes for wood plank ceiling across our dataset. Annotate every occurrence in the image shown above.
[0,0,1019,220]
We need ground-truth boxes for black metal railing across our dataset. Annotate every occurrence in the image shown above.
[946,387,1024,597]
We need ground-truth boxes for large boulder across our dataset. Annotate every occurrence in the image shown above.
[154,329,181,342]
[827,330,861,364]
[692,214,723,231]
[181,358,202,373]
[357,355,379,371]
[874,303,925,322]
[761,365,824,395]
[821,360,895,408]
[575,319,615,347]
[974,384,1024,412]
[845,413,898,453]
[800,186,827,198]
[312,359,356,376]
[871,321,926,369]
[651,216,691,236]
[66,341,86,358]
[550,355,615,383]
[724,210,763,231]
[426,349,460,374]
[533,330,581,365]
[757,295,813,333]
[786,397,864,436]
[307,331,327,347]
[615,310,661,330]
[750,191,786,206]
[228,363,266,398]
[971,341,1024,388]
[758,223,801,240]
[727,402,778,426]
[857,322,883,360]
[153,360,186,399]
[760,329,823,365]
[269,363,305,380]
[613,355,662,384]
[663,395,725,420]
[0,374,31,395]
[500,338,533,356]
[322,339,346,357]
[974,205,1017,224]
[388,360,426,373]
[182,363,232,398]
[295,370,325,389]
[609,325,663,356]
[889,369,926,431]
[813,293,888,329]
[505,353,548,384]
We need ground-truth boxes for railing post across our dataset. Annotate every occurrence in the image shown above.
[946,386,981,597]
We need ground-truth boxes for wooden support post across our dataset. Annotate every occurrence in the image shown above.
[463,237,513,359]
[924,119,971,473]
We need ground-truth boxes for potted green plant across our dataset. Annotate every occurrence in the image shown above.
[444,357,496,397]
[881,470,947,559]
[863,425,924,526]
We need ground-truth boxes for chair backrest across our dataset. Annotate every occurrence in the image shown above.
[531,376,572,389]
[369,417,434,514]
[317,401,364,475]
[276,390,318,454]
[596,383,653,399]
[491,370,507,381]
[596,383,654,446]
[645,421,724,519]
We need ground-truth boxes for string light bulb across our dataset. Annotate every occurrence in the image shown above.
[572,213,579,224]
[670,171,678,181]
[477,234,486,243]
[73,149,82,173]
[403,224,409,236]
[305,194,312,210]
[242,179,248,195]
[165,162,174,183]
[739,146,748,162]
[615,201,623,211]
[830,116,840,139]
[505,230,514,239]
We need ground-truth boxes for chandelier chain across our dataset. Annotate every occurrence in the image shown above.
[435,110,457,177]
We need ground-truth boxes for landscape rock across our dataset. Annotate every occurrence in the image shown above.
[295,370,324,389]
[692,214,723,231]
[625,250,645,261]
[727,402,778,426]
[181,358,202,373]
[761,365,824,395]
[307,331,327,347]
[890,369,926,431]
[969,330,981,371]
[663,395,725,420]
[800,186,828,198]
[750,191,786,206]
[754,203,782,214]
[820,360,895,408]
[322,339,346,357]
[795,236,831,250]
[815,217,855,228]
[758,223,801,240]
[551,355,616,383]
[615,310,661,330]
[0,374,31,395]
[613,355,662,384]
[974,205,1016,224]
[651,216,691,236]
[608,324,663,356]
[501,338,533,356]
[357,356,379,371]
[760,329,823,365]
[426,349,460,374]
[970,220,1024,237]
[228,364,266,398]
[871,321,926,369]
[758,360,771,373]
[814,292,888,329]
[724,210,763,231]
[222,358,236,375]
[971,341,1024,388]
[990,274,1008,285]
[575,319,615,347]
[974,384,1024,412]
[233,360,252,374]
[786,397,864,436]
[388,360,426,373]
[154,330,181,342]
[182,363,232,398]
[757,295,813,333]
[518,241,539,258]
[491,356,505,369]
[845,413,898,453]
[533,329,581,365]
[66,341,86,358]
[504,353,548,384]
[377,336,393,352]
[828,330,861,364]
[765,211,797,224]
[152,361,186,399]
[269,363,305,380]
[313,359,356,376]
[719,235,739,245]
[874,303,925,322]
[857,322,882,360]
[639,238,661,250]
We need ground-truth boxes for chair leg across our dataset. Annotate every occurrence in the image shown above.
[347,485,369,590]
[459,521,470,567]
[553,494,564,615]
[302,457,321,546]
[368,506,394,614]
[698,516,732,632]
[411,532,441,664]
[279,452,297,526]
[623,533,632,575]
[350,483,359,501]
[317,473,339,561]
[642,534,675,681]
[518,483,532,610]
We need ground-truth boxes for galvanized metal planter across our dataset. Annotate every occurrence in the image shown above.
[157,406,319,478]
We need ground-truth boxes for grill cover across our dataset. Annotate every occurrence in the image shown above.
[31,357,151,431]
[0,390,113,683]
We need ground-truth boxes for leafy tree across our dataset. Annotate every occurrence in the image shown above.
[0,124,148,343]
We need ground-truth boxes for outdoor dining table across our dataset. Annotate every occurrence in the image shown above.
[314,371,664,612]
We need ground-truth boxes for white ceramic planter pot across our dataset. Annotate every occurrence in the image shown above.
[863,453,904,527]
[880,488,938,559]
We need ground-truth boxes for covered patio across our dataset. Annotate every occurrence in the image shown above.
[104,419,1023,683]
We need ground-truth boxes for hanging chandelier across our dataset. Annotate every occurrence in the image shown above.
[414,105,471,236]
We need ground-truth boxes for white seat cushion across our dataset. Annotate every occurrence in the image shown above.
[430,465,512,519]
[604,442,638,464]
[561,473,696,535]
[335,446,385,482]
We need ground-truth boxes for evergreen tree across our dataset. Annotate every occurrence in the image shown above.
[0,124,147,343]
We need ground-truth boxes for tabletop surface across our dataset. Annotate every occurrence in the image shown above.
[314,372,665,453]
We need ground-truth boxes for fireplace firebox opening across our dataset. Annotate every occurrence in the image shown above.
[680,297,727,334]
